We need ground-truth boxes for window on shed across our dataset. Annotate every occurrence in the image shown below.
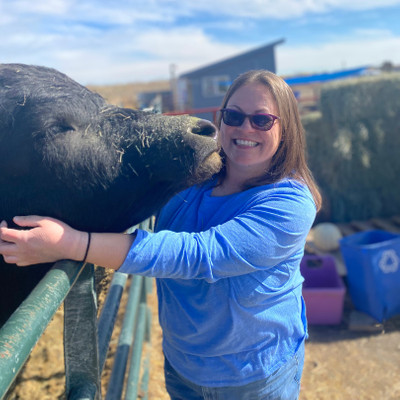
[202,75,231,97]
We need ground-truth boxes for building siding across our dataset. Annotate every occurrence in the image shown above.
[176,39,284,121]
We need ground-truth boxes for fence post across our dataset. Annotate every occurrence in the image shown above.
[124,302,149,399]
[97,272,129,371]
[64,263,101,400]
[0,218,154,400]
[0,260,86,399]
[105,275,143,400]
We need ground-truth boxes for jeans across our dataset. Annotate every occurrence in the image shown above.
[164,343,304,400]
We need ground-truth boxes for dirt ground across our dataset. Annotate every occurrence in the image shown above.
[147,288,400,400]
[5,276,400,400]
[300,296,400,400]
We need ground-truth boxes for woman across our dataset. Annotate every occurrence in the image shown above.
[0,70,321,399]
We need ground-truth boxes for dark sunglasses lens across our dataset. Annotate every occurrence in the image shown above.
[251,114,274,130]
[222,110,245,126]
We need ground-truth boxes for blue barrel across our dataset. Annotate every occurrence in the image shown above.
[340,230,400,322]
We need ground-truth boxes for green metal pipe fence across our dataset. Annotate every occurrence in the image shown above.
[0,220,153,400]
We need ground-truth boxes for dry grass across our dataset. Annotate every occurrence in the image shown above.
[88,81,170,109]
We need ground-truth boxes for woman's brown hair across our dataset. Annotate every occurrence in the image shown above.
[216,70,321,211]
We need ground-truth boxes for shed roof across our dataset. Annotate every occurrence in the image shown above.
[284,66,370,86]
[180,39,285,79]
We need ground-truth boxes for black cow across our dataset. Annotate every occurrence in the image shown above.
[0,63,221,325]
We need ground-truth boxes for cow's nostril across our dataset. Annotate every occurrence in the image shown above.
[192,119,218,138]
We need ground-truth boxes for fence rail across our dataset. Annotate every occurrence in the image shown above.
[0,220,153,399]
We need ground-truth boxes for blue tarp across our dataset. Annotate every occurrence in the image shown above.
[284,66,369,86]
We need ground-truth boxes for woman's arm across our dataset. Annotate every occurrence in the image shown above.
[119,184,317,281]
[0,216,135,269]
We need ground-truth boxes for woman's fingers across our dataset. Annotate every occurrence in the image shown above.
[0,225,25,244]
[13,215,45,228]
[0,215,85,266]
[0,226,21,264]
[0,216,44,244]
[0,216,66,265]
[2,253,19,265]
[0,220,10,241]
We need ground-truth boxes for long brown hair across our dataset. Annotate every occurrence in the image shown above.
[216,70,321,211]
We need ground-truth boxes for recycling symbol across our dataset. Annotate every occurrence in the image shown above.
[378,249,399,274]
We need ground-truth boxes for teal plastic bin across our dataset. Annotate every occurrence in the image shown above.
[339,230,400,322]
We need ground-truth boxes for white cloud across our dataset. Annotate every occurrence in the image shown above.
[71,28,246,84]
[8,0,71,16]
[278,34,400,75]
[131,28,245,65]
[1,0,400,84]
[154,0,400,19]
[352,28,394,38]
[0,24,246,84]
[4,0,400,24]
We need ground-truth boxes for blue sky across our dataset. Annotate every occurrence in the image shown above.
[1,0,400,85]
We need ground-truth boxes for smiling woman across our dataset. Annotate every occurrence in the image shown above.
[214,70,322,205]
[215,82,282,194]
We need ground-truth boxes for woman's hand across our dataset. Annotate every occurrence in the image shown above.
[0,216,87,266]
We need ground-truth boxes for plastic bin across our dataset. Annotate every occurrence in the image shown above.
[300,255,346,325]
[339,230,400,322]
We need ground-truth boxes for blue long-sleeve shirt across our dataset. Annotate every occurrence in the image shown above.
[119,177,316,387]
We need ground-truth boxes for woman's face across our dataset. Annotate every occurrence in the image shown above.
[220,82,281,180]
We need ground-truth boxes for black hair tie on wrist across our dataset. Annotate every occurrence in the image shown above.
[82,232,91,263]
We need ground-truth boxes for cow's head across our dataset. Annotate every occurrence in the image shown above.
[0,64,222,232]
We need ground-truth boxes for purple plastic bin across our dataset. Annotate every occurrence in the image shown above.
[301,255,346,325]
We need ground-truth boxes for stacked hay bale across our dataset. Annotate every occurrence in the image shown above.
[303,73,400,223]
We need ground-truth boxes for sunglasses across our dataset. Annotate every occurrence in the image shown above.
[220,108,280,131]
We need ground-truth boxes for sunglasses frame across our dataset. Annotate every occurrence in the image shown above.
[220,108,280,131]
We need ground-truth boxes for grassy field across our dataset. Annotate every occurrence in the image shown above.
[88,80,170,109]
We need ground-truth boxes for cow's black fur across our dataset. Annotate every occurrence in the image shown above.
[0,64,221,324]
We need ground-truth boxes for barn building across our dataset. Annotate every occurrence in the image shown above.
[174,39,284,121]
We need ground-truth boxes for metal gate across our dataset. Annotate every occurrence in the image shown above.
[0,220,153,399]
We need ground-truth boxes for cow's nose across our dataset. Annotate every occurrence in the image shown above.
[192,119,218,139]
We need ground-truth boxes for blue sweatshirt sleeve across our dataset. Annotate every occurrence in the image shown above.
[118,183,316,282]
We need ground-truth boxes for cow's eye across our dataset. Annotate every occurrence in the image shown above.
[50,125,75,135]
[59,125,75,132]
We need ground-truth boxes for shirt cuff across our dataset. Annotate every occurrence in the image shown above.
[117,229,149,274]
